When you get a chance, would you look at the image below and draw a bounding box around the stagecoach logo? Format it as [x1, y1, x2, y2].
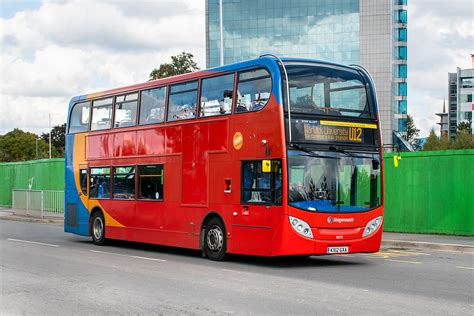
[233, 132, 243, 150]
[327, 216, 354, 224]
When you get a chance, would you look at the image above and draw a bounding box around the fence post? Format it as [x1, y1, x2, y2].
[12, 190, 15, 212]
[26, 190, 29, 217]
[41, 191, 44, 219]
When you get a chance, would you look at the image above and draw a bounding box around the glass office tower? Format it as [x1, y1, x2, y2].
[206, 0, 409, 150]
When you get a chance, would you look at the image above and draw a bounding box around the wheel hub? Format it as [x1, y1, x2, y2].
[93, 217, 103, 240]
[207, 225, 223, 252]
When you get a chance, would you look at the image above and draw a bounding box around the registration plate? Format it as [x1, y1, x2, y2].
[327, 246, 349, 254]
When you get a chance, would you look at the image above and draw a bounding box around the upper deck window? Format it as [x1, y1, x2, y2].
[91, 97, 113, 131]
[236, 69, 272, 113]
[167, 81, 198, 121]
[285, 63, 373, 119]
[200, 74, 234, 117]
[140, 86, 166, 125]
[69, 101, 91, 133]
[114, 93, 138, 128]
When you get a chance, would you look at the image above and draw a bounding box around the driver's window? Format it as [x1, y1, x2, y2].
[241, 160, 281, 205]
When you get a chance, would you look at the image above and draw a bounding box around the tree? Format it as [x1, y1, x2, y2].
[149, 52, 199, 80]
[422, 129, 440, 151]
[422, 124, 474, 151]
[0, 128, 56, 162]
[457, 120, 471, 134]
[41, 123, 66, 156]
[452, 120, 474, 149]
[406, 114, 420, 144]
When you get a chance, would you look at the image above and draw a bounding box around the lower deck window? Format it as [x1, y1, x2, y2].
[90, 167, 111, 199]
[80, 169, 88, 196]
[113, 166, 135, 199]
[138, 165, 164, 200]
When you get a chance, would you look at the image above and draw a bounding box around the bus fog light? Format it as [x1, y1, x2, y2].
[363, 216, 383, 237]
[289, 216, 313, 239]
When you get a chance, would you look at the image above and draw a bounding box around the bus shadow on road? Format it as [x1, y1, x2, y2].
[77, 238, 203, 259]
[228, 254, 368, 269]
[76, 238, 367, 268]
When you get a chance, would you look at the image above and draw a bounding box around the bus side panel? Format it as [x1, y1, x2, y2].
[64, 133, 90, 236]
[182, 123, 208, 206]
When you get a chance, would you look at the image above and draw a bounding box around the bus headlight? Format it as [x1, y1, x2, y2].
[363, 216, 383, 237]
[289, 216, 313, 238]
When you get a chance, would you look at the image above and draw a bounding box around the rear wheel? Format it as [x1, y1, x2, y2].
[91, 211, 106, 245]
[204, 218, 227, 261]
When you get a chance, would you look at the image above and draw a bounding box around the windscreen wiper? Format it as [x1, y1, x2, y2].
[288, 144, 321, 158]
[329, 146, 352, 156]
[328, 146, 372, 159]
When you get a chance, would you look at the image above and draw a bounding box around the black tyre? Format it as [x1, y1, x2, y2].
[91, 211, 107, 246]
[204, 218, 227, 261]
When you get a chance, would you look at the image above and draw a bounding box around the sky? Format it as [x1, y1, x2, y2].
[0, 0, 472, 137]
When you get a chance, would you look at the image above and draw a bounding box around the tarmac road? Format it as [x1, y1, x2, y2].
[0, 220, 472, 315]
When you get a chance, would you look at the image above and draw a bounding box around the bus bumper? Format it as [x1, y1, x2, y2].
[273, 209, 384, 256]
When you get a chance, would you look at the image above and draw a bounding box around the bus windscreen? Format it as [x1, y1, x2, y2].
[285, 63, 373, 119]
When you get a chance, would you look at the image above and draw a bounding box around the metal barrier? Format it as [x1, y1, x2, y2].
[12, 189, 64, 218]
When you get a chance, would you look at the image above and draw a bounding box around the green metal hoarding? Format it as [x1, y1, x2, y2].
[0, 158, 65, 207]
[383, 150, 473, 236]
[0, 150, 473, 236]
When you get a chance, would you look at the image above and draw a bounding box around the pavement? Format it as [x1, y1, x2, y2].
[0, 220, 472, 314]
[0, 208, 63, 224]
[1, 207, 473, 253]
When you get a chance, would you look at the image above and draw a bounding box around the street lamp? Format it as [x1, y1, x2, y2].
[35, 137, 40, 159]
[49, 113, 52, 159]
[219, 0, 224, 66]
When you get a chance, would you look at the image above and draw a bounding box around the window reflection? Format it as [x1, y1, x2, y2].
[200, 74, 234, 117]
[140, 87, 166, 125]
[236, 69, 272, 113]
[168, 81, 198, 121]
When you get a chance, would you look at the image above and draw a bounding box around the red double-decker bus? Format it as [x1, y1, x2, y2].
[65, 56, 383, 260]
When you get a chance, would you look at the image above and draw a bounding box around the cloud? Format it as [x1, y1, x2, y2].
[0, 0, 205, 134]
[408, 0, 473, 136]
[0, 0, 471, 139]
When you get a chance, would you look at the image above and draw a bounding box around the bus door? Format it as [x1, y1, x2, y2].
[232, 159, 282, 255]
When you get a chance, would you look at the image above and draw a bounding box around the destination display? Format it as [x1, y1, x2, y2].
[290, 119, 378, 146]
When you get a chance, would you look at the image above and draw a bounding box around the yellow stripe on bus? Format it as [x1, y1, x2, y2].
[320, 120, 378, 129]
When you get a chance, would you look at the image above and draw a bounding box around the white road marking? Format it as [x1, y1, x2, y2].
[90, 250, 166, 262]
[386, 259, 421, 264]
[7, 238, 59, 247]
[221, 268, 254, 276]
[455, 266, 474, 270]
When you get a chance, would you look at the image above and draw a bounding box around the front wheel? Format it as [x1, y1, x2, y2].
[91, 211, 107, 246]
[204, 218, 227, 261]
